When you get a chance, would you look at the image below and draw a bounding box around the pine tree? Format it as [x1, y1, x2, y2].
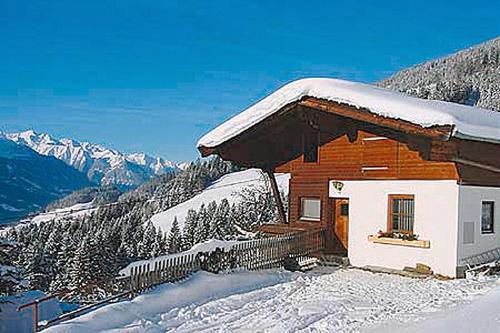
[194, 204, 210, 244]
[0, 239, 26, 296]
[20, 242, 48, 291]
[167, 217, 182, 253]
[209, 199, 232, 240]
[68, 235, 101, 290]
[138, 221, 156, 259]
[182, 209, 198, 249]
[44, 225, 63, 285]
[50, 231, 76, 292]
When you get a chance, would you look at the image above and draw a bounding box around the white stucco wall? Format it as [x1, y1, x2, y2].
[457, 185, 500, 263]
[329, 180, 460, 277]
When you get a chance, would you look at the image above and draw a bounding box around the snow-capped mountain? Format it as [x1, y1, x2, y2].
[3, 130, 179, 189]
[126, 153, 178, 175]
[0, 137, 92, 224]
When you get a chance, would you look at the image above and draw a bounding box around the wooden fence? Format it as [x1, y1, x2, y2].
[128, 252, 200, 295]
[128, 227, 326, 294]
[19, 228, 326, 331]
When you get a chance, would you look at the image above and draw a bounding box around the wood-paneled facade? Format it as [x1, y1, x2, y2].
[275, 128, 462, 230]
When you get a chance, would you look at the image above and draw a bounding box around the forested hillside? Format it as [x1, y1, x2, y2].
[1, 158, 270, 300]
[379, 37, 500, 111]
[45, 186, 122, 211]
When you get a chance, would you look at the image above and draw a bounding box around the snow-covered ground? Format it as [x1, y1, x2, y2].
[43, 268, 499, 333]
[151, 169, 290, 233]
[23, 202, 96, 225]
[368, 284, 500, 333]
[0, 202, 96, 236]
[1, 202, 96, 231]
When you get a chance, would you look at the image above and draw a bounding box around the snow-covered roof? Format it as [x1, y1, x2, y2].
[198, 78, 500, 148]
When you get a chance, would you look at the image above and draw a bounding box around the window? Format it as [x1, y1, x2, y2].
[300, 198, 321, 221]
[388, 195, 415, 234]
[481, 201, 495, 234]
[340, 203, 349, 216]
[303, 131, 319, 163]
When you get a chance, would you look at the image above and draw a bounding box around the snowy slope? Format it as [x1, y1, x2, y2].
[22, 202, 97, 225]
[43, 269, 500, 333]
[0, 202, 97, 236]
[42, 271, 293, 333]
[4, 130, 179, 189]
[150, 169, 290, 233]
[198, 78, 500, 148]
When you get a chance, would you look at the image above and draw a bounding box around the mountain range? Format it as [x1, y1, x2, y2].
[2, 130, 179, 189]
[0, 137, 92, 224]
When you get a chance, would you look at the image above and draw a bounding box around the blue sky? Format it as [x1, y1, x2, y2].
[0, 1, 499, 162]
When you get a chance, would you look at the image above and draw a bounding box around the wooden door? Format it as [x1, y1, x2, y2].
[334, 198, 349, 250]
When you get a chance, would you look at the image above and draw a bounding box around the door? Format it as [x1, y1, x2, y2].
[334, 198, 349, 250]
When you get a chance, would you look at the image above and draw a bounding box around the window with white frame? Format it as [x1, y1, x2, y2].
[300, 198, 321, 221]
[481, 201, 494, 234]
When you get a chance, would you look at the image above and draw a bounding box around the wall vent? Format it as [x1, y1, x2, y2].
[463, 222, 475, 244]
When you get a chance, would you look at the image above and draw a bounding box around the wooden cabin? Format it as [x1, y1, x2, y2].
[198, 78, 500, 277]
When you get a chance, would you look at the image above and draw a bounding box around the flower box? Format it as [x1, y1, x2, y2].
[367, 235, 430, 248]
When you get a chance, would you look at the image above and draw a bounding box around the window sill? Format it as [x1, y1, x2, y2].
[299, 218, 321, 222]
[368, 235, 430, 248]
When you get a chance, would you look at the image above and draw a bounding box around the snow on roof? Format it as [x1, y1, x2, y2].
[198, 78, 500, 148]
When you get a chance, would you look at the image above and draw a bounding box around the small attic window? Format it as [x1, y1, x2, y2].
[303, 131, 319, 163]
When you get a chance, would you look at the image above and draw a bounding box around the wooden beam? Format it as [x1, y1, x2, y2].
[300, 97, 453, 141]
[264, 169, 288, 224]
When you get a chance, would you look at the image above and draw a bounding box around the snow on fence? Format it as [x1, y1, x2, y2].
[128, 253, 200, 295]
[127, 228, 326, 294]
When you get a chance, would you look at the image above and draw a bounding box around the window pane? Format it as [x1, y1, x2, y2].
[340, 203, 349, 216]
[393, 199, 400, 214]
[389, 196, 414, 233]
[481, 202, 494, 233]
[301, 198, 321, 220]
[392, 215, 400, 231]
